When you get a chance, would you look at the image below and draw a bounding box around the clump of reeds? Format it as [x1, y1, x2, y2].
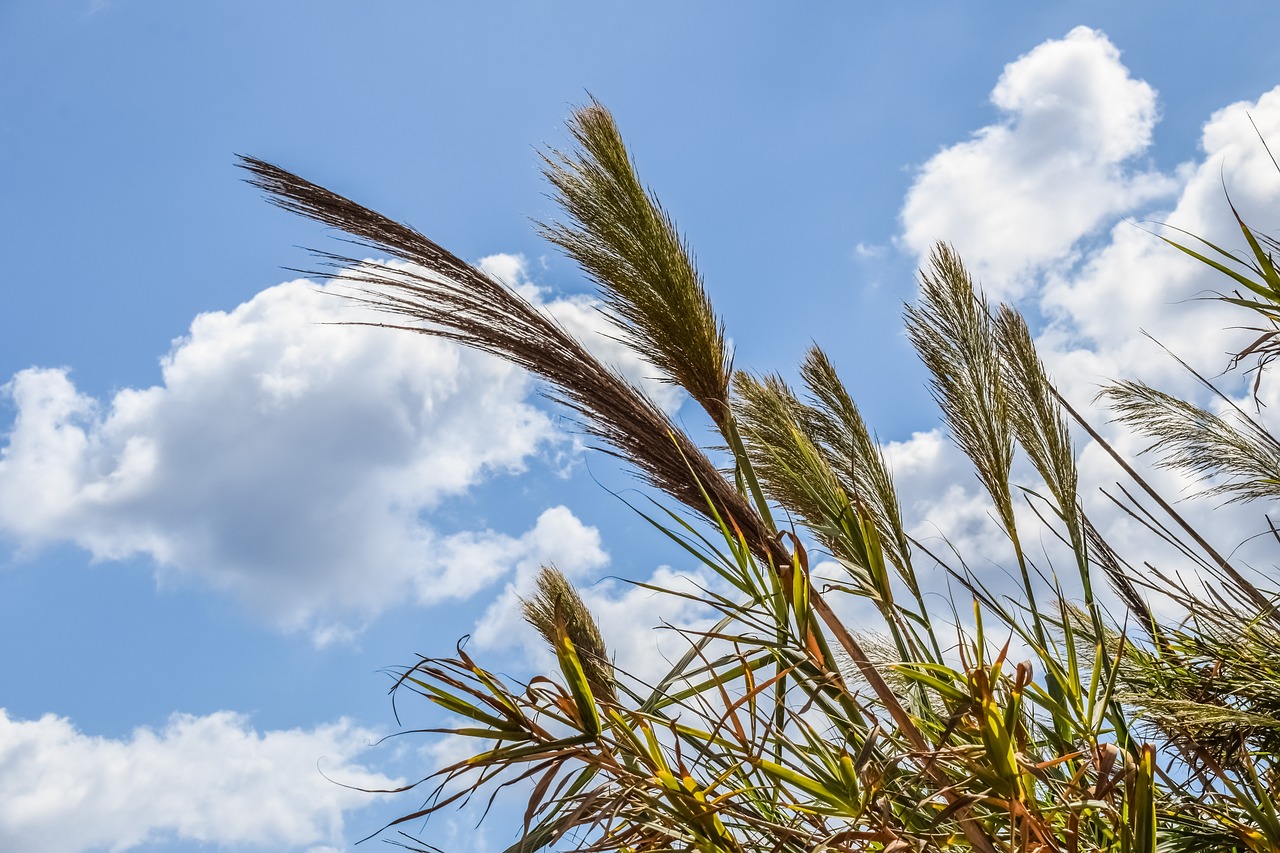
[247, 103, 1280, 853]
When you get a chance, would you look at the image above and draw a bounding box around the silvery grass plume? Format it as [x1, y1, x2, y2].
[538, 99, 732, 435]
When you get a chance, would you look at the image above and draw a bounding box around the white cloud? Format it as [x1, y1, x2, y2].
[1040, 86, 1280, 392]
[0, 708, 398, 853]
[0, 279, 553, 634]
[1031, 87, 1280, 572]
[901, 26, 1177, 298]
[454, 496, 728, 687]
[0, 263, 639, 639]
[894, 32, 1280, 609]
[878, 428, 1066, 606]
[435, 504, 609, 625]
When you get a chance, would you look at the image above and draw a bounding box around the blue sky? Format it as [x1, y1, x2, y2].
[2, 3, 1279, 851]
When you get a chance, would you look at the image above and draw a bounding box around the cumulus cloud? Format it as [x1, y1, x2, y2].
[881, 429, 1011, 563]
[901, 26, 1177, 298]
[0, 278, 554, 636]
[1034, 86, 1280, 527]
[0, 708, 397, 853]
[894, 31, 1280, 605]
[0, 255, 674, 639]
[439, 504, 609, 633]
[1040, 86, 1280, 394]
[1032, 87, 1280, 570]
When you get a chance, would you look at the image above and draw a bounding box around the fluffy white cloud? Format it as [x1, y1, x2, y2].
[0, 256, 670, 640]
[1041, 86, 1280, 395]
[438, 504, 609, 628]
[901, 26, 1177, 298]
[1032, 87, 1280, 577]
[0, 708, 398, 853]
[0, 279, 554, 636]
[895, 32, 1280, 607]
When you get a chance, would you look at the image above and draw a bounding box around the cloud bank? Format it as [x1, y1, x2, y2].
[0, 277, 553, 636]
[894, 27, 1280, 593]
[902, 26, 1177, 299]
[0, 709, 397, 853]
[0, 254, 676, 640]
